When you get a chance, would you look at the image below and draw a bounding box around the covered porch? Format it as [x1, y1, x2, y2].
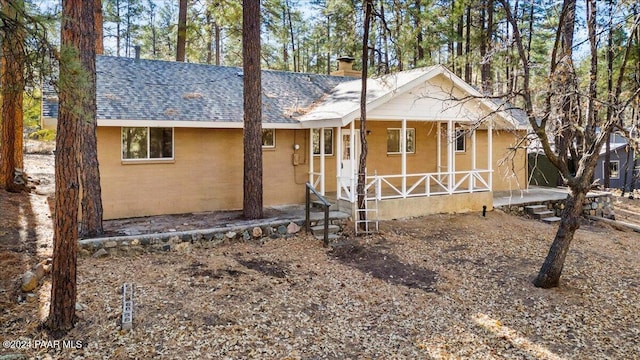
[308, 117, 496, 220]
[297, 64, 527, 220]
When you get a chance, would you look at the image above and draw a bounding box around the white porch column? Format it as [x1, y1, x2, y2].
[320, 128, 326, 194]
[471, 126, 477, 192]
[350, 120, 356, 202]
[401, 118, 407, 197]
[488, 121, 493, 190]
[309, 128, 314, 185]
[471, 127, 477, 169]
[336, 126, 342, 199]
[447, 120, 455, 193]
[437, 122, 442, 174]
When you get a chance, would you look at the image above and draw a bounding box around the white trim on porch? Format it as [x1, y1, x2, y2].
[332, 119, 494, 203]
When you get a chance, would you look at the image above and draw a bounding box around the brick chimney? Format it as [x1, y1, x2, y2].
[330, 56, 360, 77]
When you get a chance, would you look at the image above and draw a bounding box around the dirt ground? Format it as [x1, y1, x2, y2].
[1, 150, 640, 359]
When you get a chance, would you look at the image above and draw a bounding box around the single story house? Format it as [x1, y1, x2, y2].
[42, 55, 529, 220]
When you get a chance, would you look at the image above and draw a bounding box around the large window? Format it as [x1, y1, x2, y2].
[122, 127, 173, 160]
[262, 129, 275, 148]
[313, 128, 333, 155]
[387, 128, 415, 154]
[608, 160, 620, 179]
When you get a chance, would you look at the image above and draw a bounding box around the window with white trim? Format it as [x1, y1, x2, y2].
[313, 128, 333, 155]
[121, 127, 173, 160]
[262, 129, 275, 148]
[386, 128, 415, 154]
[455, 128, 466, 152]
[608, 160, 620, 179]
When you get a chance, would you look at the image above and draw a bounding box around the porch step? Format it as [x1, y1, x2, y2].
[310, 224, 340, 236]
[541, 216, 562, 224]
[533, 210, 555, 219]
[312, 200, 336, 210]
[309, 211, 351, 223]
[525, 205, 548, 215]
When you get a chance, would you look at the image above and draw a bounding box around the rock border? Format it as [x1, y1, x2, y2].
[78, 213, 350, 257]
[496, 192, 615, 220]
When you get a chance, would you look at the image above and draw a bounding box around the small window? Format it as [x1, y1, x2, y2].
[122, 127, 173, 160]
[608, 160, 620, 179]
[387, 128, 415, 154]
[455, 128, 466, 152]
[313, 128, 333, 156]
[262, 129, 275, 148]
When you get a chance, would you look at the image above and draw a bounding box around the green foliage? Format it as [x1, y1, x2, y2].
[23, 90, 41, 129]
[28, 128, 56, 142]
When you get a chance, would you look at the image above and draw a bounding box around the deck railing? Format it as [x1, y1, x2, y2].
[338, 170, 492, 202]
[305, 182, 331, 247]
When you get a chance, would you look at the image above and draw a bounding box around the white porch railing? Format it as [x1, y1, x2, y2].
[339, 170, 492, 202]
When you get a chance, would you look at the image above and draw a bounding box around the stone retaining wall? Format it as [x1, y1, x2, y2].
[79, 217, 347, 257]
[498, 192, 615, 219]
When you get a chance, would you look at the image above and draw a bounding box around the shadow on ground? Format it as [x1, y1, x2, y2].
[329, 240, 437, 292]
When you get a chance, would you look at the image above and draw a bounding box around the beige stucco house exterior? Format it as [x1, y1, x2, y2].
[42, 56, 528, 220]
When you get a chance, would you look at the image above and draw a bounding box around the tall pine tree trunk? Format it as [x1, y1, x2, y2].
[206, 7, 213, 64]
[176, 0, 187, 62]
[481, 0, 494, 94]
[80, 2, 103, 238]
[464, 5, 471, 83]
[242, 0, 263, 219]
[95, 0, 103, 55]
[0, 0, 25, 193]
[215, 22, 221, 65]
[48, 0, 95, 333]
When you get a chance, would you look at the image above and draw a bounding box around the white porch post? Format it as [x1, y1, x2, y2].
[320, 128, 326, 194]
[336, 126, 342, 199]
[471, 126, 477, 192]
[437, 122, 442, 182]
[309, 129, 314, 185]
[350, 120, 356, 202]
[447, 120, 454, 194]
[401, 118, 407, 198]
[471, 127, 477, 169]
[488, 121, 493, 190]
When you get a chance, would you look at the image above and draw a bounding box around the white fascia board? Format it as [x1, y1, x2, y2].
[298, 118, 344, 129]
[362, 115, 476, 122]
[97, 119, 305, 129]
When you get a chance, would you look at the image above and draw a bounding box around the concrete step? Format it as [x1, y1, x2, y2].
[525, 204, 548, 215]
[541, 216, 562, 224]
[310, 224, 340, 236]
[314, 233, 340, 242]
[312, 200, 335, 210]
[533, 210, 555, 219]
[309, 210, 351, 223]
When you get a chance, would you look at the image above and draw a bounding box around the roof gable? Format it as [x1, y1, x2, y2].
[298, 65, 527, 129]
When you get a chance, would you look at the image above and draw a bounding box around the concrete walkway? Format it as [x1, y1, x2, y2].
[493, 186, 609, 208]
[493, 186, 570, 208]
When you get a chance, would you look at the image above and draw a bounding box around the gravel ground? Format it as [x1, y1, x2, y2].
[2, 211, 639, 359]
[1, 151, 640, 359]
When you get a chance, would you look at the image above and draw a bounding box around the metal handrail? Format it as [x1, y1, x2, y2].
[305, 182, 331, 247]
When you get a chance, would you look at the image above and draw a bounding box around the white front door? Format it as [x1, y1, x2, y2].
[339, 130, 360, 201]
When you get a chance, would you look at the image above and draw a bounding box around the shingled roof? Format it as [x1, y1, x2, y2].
[42, 56, 529, 130]
[42, 55, 353, 128]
